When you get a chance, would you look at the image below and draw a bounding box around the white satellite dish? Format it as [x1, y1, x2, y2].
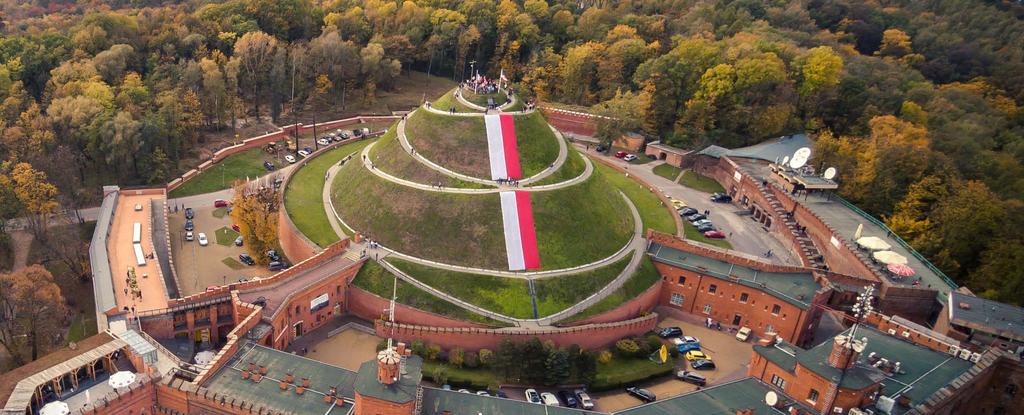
[789, 147, 811, 169]
[765, 391, 779, 406]
[823, 167, 837, 180]
[781, 155, 790, 167]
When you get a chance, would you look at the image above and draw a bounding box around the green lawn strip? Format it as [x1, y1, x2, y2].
[532, 254, 632, 317]
[504, 97, 525, 112]
[422, 362, 500, 389]
[283, 138, 378, 246]
[683, 222, 733, 249]
[67, 312, 97, 343]
[678, 170, 726, 193]
[221, 257, 245, 270]
[169, 147, 273, 198]
[561, 256, 661, 323]
[592, 160, 677, 235]
[431, 89, 477, 113]
[353, 261, 509, 326]
[214, 227, 239, 246]
[462, 90, 508, 107]
[333, 161, 507, 268]
[652, 163, 682, 181]
[591, 356, 676, 391]
[513, 111, 561, 177]
[405, 110, 491, 178]
[531, 146, 586, 186]
[389, 258, 533, 319]
[370, 126, 490, 189]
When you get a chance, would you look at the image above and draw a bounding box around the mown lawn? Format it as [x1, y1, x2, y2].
[683, 222, 733, 249]
[562, 256, 661, 323]
[652, 163, 682, 181]
[353, 261, 508, 326]
[462, 90, 508, 107]
[533, 254, 632, 317]
[592, 160, 677, 235]
[679, 170, 726, 193]
[422, 361, 501, 389]
[430, 89, 477, 113]
[283, 138, 378, 246]
[169, 147, 274, 198]
[532, 145, 586, 186]
[514, 111, 562, 177]
[369, 127, 489, 189]
[591, 355, 676, 391]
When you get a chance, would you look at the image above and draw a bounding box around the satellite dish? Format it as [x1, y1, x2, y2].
[781, 155, 790, 167]
[765, 391, 779, 406]
[790, 147, 811, 169]
[823, 167, 837, 180]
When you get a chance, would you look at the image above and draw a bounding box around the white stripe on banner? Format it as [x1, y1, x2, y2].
[484, 114, 506, 180]
[499, 191, 526, 271]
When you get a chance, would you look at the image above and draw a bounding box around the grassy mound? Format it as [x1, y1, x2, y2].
[561, 256, 661, 323]
[405, 110, 559, 179]
[593, 160, 677, 235]
[331, 161, 632, 269]
[430, 89, 477, 113]
[353, 261, 509, 326]
[368, 127, 490, 189]
[462, 90, 508, 107]
[390, 254, 632, 319]
[532, 146, 586, 186]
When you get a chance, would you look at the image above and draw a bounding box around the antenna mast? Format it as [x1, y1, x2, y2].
[387, 274, 398, 350]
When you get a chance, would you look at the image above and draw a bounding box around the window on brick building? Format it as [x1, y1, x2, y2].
[708, 284, 717, 294]
[807, 389, 819, 403]
[296, 305, 301, 315]
[670, 293, 684, 306]
[766, 324, 774, 334]
[739, 293, 749, 303]
[703, 304, 712, 314]
[678, 276, 686, 285]
[771, 304, 781, 315]
[770, 374, 786, 389]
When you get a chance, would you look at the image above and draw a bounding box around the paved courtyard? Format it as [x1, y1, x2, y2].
[169, 204, 272, 296]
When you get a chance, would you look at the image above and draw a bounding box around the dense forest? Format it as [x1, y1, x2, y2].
[0, 0, 1022, 305]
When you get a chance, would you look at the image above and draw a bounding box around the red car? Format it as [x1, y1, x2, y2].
[214, 199, 228, 208]
[614, 151, 627, 158]
[232, 224, 240, 232]
[704, 230, 726, 239]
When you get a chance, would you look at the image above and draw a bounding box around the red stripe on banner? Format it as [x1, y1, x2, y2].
[515, 191, 541, 269]
[500, 114, 522, 179]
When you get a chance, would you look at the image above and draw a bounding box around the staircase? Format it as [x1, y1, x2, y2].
[743, 168, 823, 268]
[414, 386, 424, 415]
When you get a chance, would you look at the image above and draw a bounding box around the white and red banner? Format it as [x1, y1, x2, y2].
[484, 114, 523, 180]
[499, 191, 540, 271]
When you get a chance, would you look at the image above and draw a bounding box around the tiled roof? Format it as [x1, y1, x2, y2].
[948, 291, 1024, 342]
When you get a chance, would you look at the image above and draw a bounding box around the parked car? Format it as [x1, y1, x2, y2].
[595, 144, 608, 153]
[496, 390, 508, 398]
[736, 327, 752, 342]
[268, 261, 290, 271]
[214, 199, 229, 208]
[670, 199, 687, 209]
[658, 327, 683, 338]
[184, 220, 194, 231]
[232, 224, 240, 232]
[458, 389, 471, 394]
[686, 213, 706, 222]
[340, 131, 351, 139]
[525, 389, 541, 404]
[540, 392, 560, 406]
[298, 149, 311, 157]
[353, 128, 363, 137]
[692, 218, 712, 226]
[234, 236, 244, 246]
[557, 390, 579, 407]
[185, 231, 194, 241]
[676, 371, 707, 386]
[197, 233, 208, 246]
[574, 390, 595, 410]
[684, 350, 710, 361]
[704, 230, 726, 239]
[626, 387, 656, 403]
[674, 341, 701, 353]
[206, 285, 218, 292]
[697, 223, 716, 232]
[284, 154, 296, 163]
[184, 208, 194, 219]
[238, 253, 255, 266]
[475, 391, 490, 396]
[710, 193, 733, 203]
[691, 359, 717, 370]
[238, 278, 250, 283]
[679, 207, 699, 216]
[614, 151, 627, 158]
[267, 249, 281, 262]
[303, 146, 313, 153]
[317, 138, 331, 146]
[623, 154, 638, 162]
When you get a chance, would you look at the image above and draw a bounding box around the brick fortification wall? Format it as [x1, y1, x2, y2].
[563, 279, 663, 326]
[538, 106, 600, 137]
[347, 285, 493, 328]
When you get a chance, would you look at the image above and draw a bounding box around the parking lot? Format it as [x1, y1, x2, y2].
[169, 203, 273, 296]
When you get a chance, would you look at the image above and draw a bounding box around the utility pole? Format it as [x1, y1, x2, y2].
[291, 54, 299, 158]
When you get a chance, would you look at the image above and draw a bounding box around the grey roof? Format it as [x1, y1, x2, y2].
[615, 377, 816, 415]
[648, 243, 821, 309]
[354, 354, 423, 404]
[421, 388, 603, 415]
[89, 188, 119, 325]
[948, 291, 1024, 342]
[697, 134, 811, 163]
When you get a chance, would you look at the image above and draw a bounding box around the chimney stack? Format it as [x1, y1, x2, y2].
[828, 335, 867, 369]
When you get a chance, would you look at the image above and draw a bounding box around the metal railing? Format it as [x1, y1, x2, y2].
[830, 195, 957, 289]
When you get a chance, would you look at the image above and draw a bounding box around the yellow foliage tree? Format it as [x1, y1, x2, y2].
[230, 186, 280, 265]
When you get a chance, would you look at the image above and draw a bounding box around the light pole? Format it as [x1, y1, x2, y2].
[826, 285, 875, 413]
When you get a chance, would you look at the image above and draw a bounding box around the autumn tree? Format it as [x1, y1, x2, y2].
[10, 162, 58, 239]
[233, 31, 279, 119]
[230, 185, 280, 265]
[0, 265, 68, 364]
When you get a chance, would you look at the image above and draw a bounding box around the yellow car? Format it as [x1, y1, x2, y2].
[684, 350, 710, 361]
[671, 198, 687, 209]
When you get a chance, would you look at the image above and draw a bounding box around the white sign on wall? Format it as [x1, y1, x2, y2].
[733, 171, 742, 182]
[830, 235, 840, 249]
[310, 293, 329, 311]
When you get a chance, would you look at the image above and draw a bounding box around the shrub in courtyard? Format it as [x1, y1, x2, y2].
[615, 339, 640, 357]
[411, 340, 426, 357]
[478, 348, 494, 367]
[464, 351, 480, 368]
[448, 348, 465, 368]
[597, 350, 613, 364]
[427, 344, 442, 361]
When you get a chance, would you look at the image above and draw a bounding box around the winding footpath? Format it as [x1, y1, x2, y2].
[451, 87, 520, 112]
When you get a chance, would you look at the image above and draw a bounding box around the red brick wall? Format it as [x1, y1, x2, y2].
[354, 393, 416, 415]
[563, 280, 663, 326]
[79, 374, 159, 414]
[538, 106, 600, 137]
[749, 348, 880, 414]
[268, 269, 353, 349]
[347, 285, 492, 328]
[375, 314, 658, 351]
[278, 207, 319, 263]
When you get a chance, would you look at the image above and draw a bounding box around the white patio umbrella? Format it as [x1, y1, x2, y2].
[194, 350, 216, 366]
[108, 371, 136, 389]
[39, 401, 69, 415]
[873, 250, 908, 265]
[857, 236, 892, 251]
[854, 223, 864, 240]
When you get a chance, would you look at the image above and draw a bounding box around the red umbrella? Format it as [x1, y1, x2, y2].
[887, 263, 915, 277]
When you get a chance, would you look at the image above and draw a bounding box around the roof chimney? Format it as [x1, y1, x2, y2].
[828, 335, 867, 370]
[377, 347, 402, 385]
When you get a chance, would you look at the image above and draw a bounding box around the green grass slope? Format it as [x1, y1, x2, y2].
[431, 89, 477, 113]
[592, 160, 677, 235]
[562, 255, 662, 323]
[170, 147, 273, 198]
[369, 127, 489, 189]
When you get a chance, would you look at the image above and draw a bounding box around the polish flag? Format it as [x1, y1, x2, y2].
[500, 191, 541, 270]
[484, 114, 522, 180]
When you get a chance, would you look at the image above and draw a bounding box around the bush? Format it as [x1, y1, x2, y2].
[464, 351, 480, 368]
[376, 339, 389, 352]
[448, 348, 465, 368]
[645, 335, 663, 352]
[615, 339, 640, 357]
[427, 345, 442, 361]
[478, 349, 494, 367]
[597, 350, 613, 364]
[411, 340, 426, 357]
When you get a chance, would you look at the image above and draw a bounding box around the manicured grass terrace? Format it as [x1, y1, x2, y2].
[169, 147, 276, 198]
[679, 170, 726, 194]
[592, 160, 677, 235]
[560, 256, 661, 323]
[652, 163, 682, 181]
